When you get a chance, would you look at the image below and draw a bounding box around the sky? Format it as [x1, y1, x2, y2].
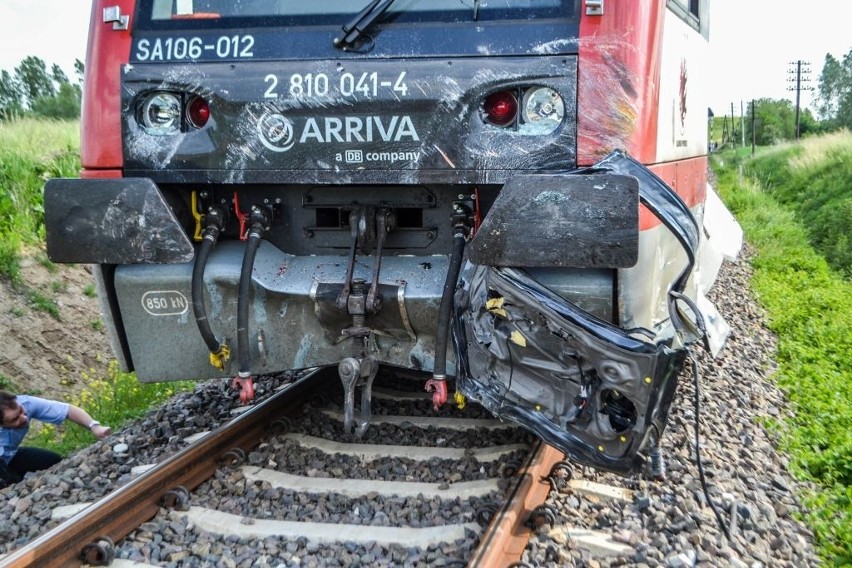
[0, 0, 849, 118]
[707, 1, 850, 117]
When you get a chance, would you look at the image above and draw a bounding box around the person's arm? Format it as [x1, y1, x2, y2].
[65, 405, 112, 440]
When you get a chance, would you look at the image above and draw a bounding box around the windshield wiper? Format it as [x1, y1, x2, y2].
[333, 0, 397, 50]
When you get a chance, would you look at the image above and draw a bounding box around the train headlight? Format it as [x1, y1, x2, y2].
[521, 87, 564, 134]
[140, 92, 182, 135]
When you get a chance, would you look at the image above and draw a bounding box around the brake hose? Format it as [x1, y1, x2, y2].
[191, 208, 229, 370]
[237, 220, 265, 378]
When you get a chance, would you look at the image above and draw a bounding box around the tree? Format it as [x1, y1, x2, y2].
[816, 49, 852, 130]
[746, 98, 797, 145]
[798, 108, 821, 137]
[14, 56, 55, 106]
[74, 59, 85, 85]
[27, 62, 82, 120]
[51, 64, 69, 86]
[0, 56, 84, 121]
[0, 70, 24, 120]
[31, 82, 81, 120]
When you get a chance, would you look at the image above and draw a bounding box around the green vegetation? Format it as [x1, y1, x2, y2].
[0, 117, 79, 282]
[0, 117, 195, 457]
[744, 131, 852, 278]
[712, 138, 852, 565]
[30, 361, 194, 457]
[50, 280, 68, 294]
[1, 56, 82, 121]
[0, 374, 18, 391]
[0, 118, 79, 321]
[710, 48, 852, 149]
[38, 253, 59, 273]
[26, 290, 60, 320]
[817, 51, 852, 132]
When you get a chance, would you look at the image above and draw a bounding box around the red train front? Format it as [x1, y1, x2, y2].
[44, 0, 740, 475]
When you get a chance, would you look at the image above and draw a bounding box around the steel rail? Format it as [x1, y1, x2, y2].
[467, 441, 564, 568]
[1, 369, 331, 568]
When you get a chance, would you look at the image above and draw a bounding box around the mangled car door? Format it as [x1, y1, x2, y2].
[455, 150, 704, 476]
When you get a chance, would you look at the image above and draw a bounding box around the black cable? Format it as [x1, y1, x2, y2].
[688, 347, 731, 540]
[237, 224, 264, 375]
[192, 227, 222, 353]
[668, 290, 731, 539]
[669, 290, 711, 352]
[433, 231, 466, 380]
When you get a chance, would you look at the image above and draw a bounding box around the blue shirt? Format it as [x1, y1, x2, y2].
[0, 395, 69, 463]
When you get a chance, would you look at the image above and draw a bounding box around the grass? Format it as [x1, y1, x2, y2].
[743, 130, 852, 278]
[0, 117, 80, 318]
[0, 373, 18, 391]
[711, 140, 852, 565]
[0, 117, 79, 282]
[26, 290, 61, 320]
[38, 254, 59, 273]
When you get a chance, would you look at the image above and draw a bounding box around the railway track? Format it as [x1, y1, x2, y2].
[0, 367, 638, 567]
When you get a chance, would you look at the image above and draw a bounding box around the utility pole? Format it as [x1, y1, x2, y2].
[787, 60, 813, 139]
[751, 99, 756, 155]
[730, 102, 736, 144]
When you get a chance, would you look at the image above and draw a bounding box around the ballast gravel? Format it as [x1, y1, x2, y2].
[0, 246, 820, 567]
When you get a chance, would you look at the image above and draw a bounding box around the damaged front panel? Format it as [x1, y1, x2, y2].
[44, 178, 194, 265]
[468, 173, 639, 268]
[456, 152, 704, 475]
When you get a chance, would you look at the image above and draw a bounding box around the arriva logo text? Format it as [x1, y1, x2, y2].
[257, 112, 419, 153]
[301, 115, 419, 144]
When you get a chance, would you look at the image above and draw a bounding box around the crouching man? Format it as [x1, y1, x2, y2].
[1, 390, 111, 487]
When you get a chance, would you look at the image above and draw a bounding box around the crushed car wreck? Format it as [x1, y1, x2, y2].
[456, 151, 721, 475]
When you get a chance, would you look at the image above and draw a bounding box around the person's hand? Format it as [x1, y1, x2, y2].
[91, 424, 112, 440]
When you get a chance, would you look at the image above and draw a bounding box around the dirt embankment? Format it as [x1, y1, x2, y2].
[0, 253, 113, 401]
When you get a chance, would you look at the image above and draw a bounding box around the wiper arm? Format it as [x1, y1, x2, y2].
[334, 0, 397, 50]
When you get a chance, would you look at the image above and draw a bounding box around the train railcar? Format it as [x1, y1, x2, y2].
[44, 0, 741, 476]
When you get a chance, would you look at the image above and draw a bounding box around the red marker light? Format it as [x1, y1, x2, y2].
[187, 96, 210, 128]
[483, 90, 518, 127]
